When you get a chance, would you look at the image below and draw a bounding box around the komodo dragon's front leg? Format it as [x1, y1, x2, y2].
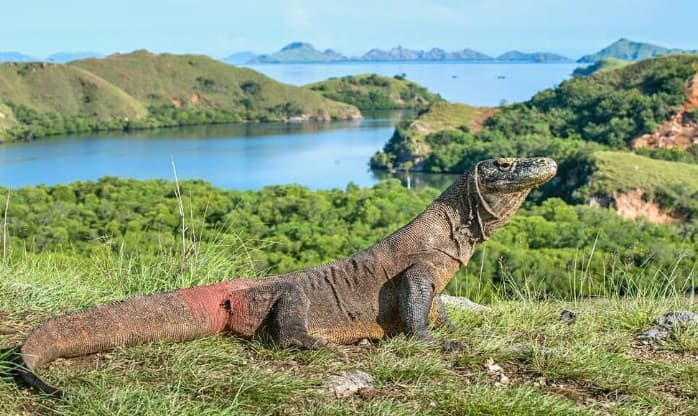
[399, 264, 466, 351]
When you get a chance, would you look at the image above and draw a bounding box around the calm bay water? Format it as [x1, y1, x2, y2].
[0, 62, 579, 189]
[0, 117, 404, 190]
[246, 62, 579, 106]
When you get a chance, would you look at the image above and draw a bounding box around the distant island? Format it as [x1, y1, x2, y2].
[225, 42, 573, 64]
[577, 38, 698, 63]
[4, 39, 696, 67]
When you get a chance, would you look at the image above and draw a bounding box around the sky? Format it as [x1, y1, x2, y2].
[1, 0, 696, 59]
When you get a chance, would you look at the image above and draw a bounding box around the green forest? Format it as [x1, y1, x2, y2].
[1, 177, 695, 302]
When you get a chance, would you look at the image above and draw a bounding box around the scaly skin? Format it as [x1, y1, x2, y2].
[20, 157, 557, 395]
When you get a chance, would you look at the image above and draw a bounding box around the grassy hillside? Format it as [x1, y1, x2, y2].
[0, 51, 360, 142]
[307, 73, 442, 110]
[0, 101, 16, 136]
[370, 102, 497, 169]
[1, 235, 696, 414]
[0, 62, 147, 120]
[590, 151, 698, 196]
[72, 51, 357, 119]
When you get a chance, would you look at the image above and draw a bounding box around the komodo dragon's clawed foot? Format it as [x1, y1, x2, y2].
[441, 339, 468, 353]
[282, 334, 350, 363]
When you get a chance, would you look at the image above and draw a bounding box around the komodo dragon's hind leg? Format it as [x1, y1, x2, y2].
[268, 282, 348, 361]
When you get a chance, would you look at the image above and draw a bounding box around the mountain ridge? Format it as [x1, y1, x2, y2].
[244, 42, 570, 64]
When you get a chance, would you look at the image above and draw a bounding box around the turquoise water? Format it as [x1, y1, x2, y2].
[0, 62, 579, 189]
[246, 62, 579, 106]
[0, 117, 405, 190]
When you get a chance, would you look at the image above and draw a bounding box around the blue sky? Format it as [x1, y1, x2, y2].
[2, 0, 696, 59]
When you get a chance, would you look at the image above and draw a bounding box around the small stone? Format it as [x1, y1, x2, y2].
[560, 310, 576, 324]
[325, 369, 374, 398]
[485, 358, 503, 375]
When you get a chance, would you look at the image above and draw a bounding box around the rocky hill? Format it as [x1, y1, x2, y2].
[248, 42, 347, 63]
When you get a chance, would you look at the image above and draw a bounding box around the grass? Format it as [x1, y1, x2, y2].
[0, 62, 147, 121]
[406, 102, 494, 140]
[1, 247, 696, 415]
[591, 151, 698, 196]
[371, 102, 498, 169]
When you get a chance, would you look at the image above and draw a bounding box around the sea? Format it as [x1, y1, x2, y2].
[0, 62, 579, 190]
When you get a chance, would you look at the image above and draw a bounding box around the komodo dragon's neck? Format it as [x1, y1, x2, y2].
[364, 171, 494, 275]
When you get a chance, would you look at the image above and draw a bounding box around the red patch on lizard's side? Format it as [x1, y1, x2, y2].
[177, 280, 250, 333]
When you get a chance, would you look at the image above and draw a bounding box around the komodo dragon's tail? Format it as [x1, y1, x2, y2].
[19, 281, 237, 396]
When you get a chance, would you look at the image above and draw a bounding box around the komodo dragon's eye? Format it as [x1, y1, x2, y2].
[495, 158, 515, 172]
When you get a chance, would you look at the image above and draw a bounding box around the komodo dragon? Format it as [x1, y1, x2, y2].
[19, 157, 557, 395]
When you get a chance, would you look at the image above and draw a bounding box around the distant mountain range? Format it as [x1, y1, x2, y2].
[0, 51, 38, 62]
[227, 39, 697, 65]
[2, 39, 696, 67]
[228, 42, 573, 64]
[46, 52, 104, 63]
[0, 51, 103, 64]
[577, 38, 698, 63]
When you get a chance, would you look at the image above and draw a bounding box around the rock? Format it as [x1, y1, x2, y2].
[325, 369, 374, 398]
[440, 295, 491, 312]
[638, 326, 670, 342]
[560, 310, 576, 324]
[638, 311, 697, 343]
[655, 311, 698, 329]
[355, 338, 371, 347]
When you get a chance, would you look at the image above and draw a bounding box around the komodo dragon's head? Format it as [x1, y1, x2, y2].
[467, 157, 557, 239]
